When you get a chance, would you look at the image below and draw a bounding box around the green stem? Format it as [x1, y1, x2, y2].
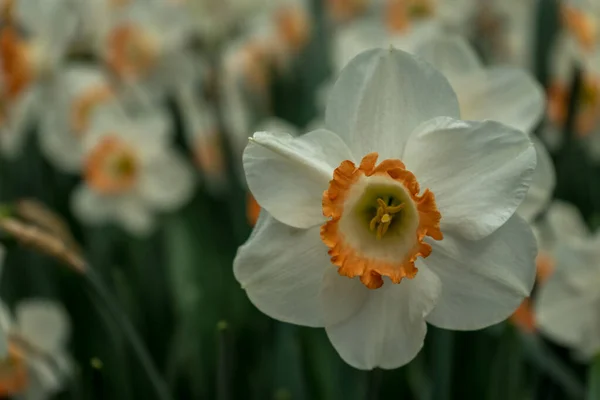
[85, 267, 173, 400]
[587, 354, 600, 400]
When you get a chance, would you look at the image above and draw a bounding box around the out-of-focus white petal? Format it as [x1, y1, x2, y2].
[536, 267, 600, 358]
[425, 215, 537, 330]
[115, 197, 156, 236]
[322, 267, 441, 369]
[70, 185, 116, 225]
[546, 200, 590, 242]
[16, 300, 70, 355]
[414, 34, 482, 77]
[517, 136, 556, 222]
[138, 149, 196, 212]
[325, 48, 460, 160]
[243, 129, 353, 229]
[403, 117, 536, 240]
[454, 67, 545, 134]
[234, 213, 329, 327]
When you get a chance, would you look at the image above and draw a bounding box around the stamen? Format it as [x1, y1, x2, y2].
[370, 197, 405, 239]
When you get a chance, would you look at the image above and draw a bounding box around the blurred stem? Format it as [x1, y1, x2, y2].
[85, 267, 173, 400]
[586, 354, 600, 400]
[430, 328, 454, 400]
[366, 369, 383, 400]
[217, 320, 232, 400]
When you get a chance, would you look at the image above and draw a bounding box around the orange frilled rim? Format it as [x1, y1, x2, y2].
[562, 4, 597, 52]
[320, 152, 443, 290]
[0, 344, 28, 396]
[327, 0, 368, 23]
[84, 135, 138, 195]
[0, 25, 32, 101]
[547, 77, 600, 137]
[71, 85, 114, 136]
[275, 5, 311, 53]
[510, 252, 556, 333]
[385, 0, 435, 33]
[246, 193, 261, 227]
[106, 25, 156, 81]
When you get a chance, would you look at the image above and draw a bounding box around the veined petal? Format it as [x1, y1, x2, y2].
[414, 34, 483, 78]
[517, 136, 556, 222]
[425, 215, 537, 330]
[454, 67, 545, 134]
[243, 129, 354, 229]
[234, 213, 329, 327]
[535, 268, 600, 357]
[322, 267, 441, 369]
[403, 117, 536, 240]
[16, 300, 70, 354]
[325, 48, 459, 160]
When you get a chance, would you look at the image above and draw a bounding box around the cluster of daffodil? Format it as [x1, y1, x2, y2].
[0, 0, 600, 397]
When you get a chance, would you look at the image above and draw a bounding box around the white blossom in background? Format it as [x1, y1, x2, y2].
[98, 0, 197, 105]
[71, 107, 196, 236]
[0, 0, 76, 157]
[235, 48, 537, 369]
[178, 86, 227, 195]
[535, 200, 600, 360]
[558, 0, 600, 73]
[38, 65, 117, 173]
[0, 299, 71, 400]
[414, 34, 554, 222]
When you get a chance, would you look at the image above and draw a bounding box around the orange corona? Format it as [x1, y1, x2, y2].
[321, 153, 442, 289]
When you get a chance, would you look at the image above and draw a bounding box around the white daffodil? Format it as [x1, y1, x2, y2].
[0, 0, 76, 157]
[99, 0, 195, 104]
[558, 0, 600, 73]
[413, 34, 554, 222]
[0, 299, 71, 400]
[535, 201, 600, 359]
[71, 107, 195, 236]
[234, 48, 537, 369]
[178, 86, 226, 195]
[39, 65, 117, 173]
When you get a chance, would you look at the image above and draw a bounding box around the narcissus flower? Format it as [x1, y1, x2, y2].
[39, 65, 116, 173]
[71, 108, 195, 235]
[414, 34, 554, 222]
[235, 48, 537, 369]
[0, 299, 71, 399]
[535, 201, 600, 358]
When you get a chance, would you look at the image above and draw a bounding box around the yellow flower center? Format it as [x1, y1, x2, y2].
[321, 153, 443, 289]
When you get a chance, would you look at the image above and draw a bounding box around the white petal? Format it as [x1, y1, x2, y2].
[414, 34, 482, 78]
[322, 267, 441, 370]
[424, 215, 537, 330]
[138, 149, 196, 212]
[546, 200, 590, 242]
[234, 213, 329, 327]
[403, 117, 536, 240]
[70, 184, 116, 225]
[243, 129, 353, 229]
[16, 300, 70, 354]
[325, 48, 460, 159]
[535, 269, 600, 357]
[517, 136, 556, 222]
[454, 67, 545, 134]
[115, 196, 156, 236]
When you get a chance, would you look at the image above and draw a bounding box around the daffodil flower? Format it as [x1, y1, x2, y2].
[0, 299, 71, 399]
[0, 0, 76, 157]
[533, 201, 600, 358]
[39, 65, 116, 173]
[71, 107, 195, 236]
[234, 48, 537, 369]
[414, 34, 555, 222]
